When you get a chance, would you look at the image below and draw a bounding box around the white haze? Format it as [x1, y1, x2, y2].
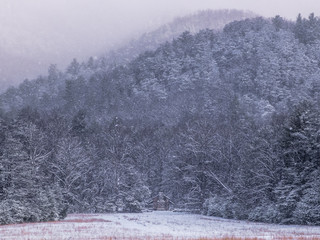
[1, 0, 320, 89]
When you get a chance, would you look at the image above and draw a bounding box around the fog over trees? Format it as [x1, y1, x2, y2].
[1, 0, 318, 90]
[1, 10, 320, 226]
[0, 4, 255, 91]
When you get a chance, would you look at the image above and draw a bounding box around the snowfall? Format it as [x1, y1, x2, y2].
[1, 211, 320, 239]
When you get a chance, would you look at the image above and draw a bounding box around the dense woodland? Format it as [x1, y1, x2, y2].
[1, 13, 320, 225]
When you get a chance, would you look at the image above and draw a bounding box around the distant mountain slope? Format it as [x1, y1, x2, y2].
[0, 9, 256, 91]
[106, 9, 257, 64]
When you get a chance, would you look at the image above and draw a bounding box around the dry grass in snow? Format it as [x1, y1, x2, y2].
[1, 212, 320, 239]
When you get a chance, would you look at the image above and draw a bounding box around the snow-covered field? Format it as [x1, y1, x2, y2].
[1, 211, 320, 240]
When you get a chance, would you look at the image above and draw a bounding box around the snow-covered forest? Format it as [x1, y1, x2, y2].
[1, 11, 320, 226]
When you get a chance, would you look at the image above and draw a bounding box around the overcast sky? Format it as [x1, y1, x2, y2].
[1, 0, 320, 88]
[2, 0, 320, 46]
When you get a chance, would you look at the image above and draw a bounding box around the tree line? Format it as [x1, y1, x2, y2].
[1, 13, 320, 225]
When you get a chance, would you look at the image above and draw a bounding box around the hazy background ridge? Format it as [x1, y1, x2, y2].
[1, 0, 319, 90]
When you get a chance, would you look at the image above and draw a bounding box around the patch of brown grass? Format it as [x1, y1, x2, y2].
[271, 237, 320, 240]
[91, 237, 320, 240]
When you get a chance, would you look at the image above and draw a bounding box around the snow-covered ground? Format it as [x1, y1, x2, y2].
[1, 211, 320, 239]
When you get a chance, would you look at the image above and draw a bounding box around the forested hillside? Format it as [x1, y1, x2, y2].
[1, 13, 320, 225]
[105, 9, 257, 64]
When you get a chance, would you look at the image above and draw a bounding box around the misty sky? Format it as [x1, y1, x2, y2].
[1, 0, 320, 88]
[3, 0, 320, 34]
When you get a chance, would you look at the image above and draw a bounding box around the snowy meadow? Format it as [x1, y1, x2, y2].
[1, 212, 320, 240]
